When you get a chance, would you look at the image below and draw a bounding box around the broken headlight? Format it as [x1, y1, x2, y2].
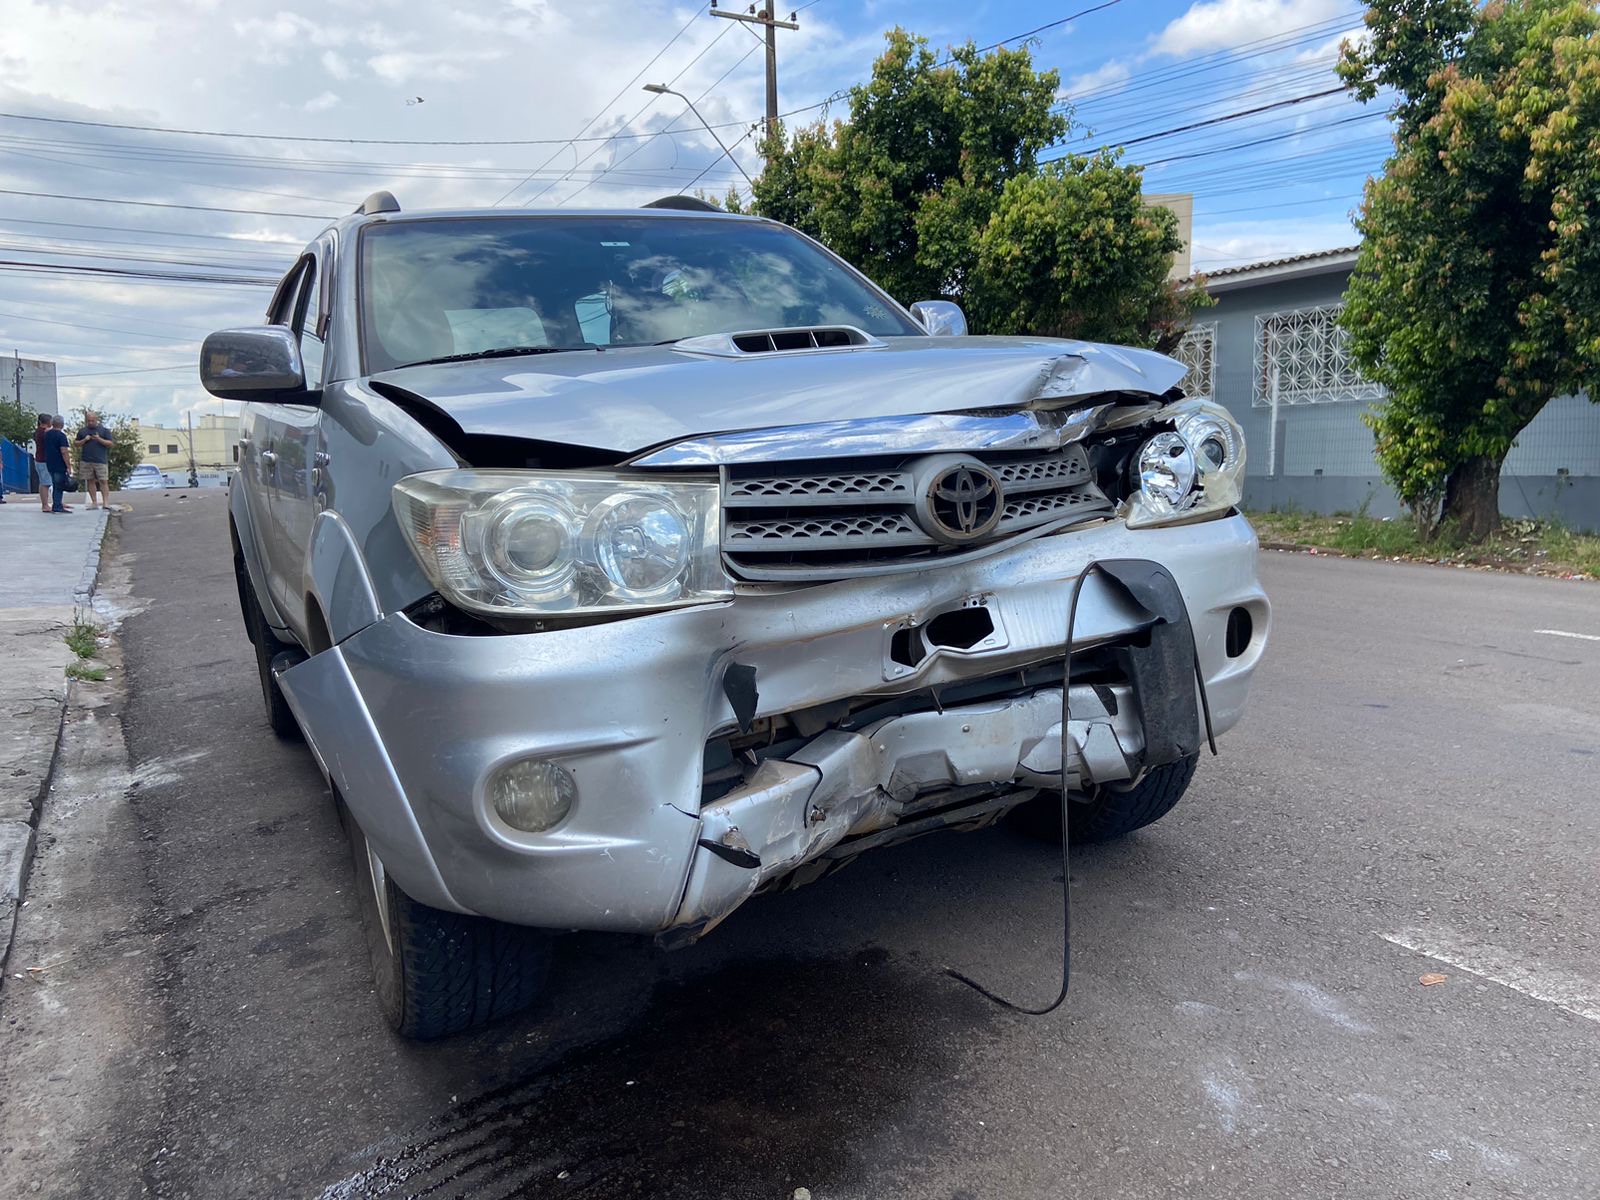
[392, 470, 731, 616]
[1124, 399, 1246, 528]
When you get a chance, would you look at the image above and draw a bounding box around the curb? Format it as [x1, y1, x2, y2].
[0, 509, 113, 981]
[74, 507, 111, 609]
[1259, 540, 1357, 558]
[0, 701, 67, 978]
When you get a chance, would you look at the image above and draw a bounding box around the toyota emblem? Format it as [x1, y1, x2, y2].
[913, 457, 1004, 544]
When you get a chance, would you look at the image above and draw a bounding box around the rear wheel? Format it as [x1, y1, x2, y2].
[341, 796, 553, 1040]
[1012, 754, 1199, 844]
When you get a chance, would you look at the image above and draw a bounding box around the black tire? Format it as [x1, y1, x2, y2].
[242, 585, 304, 742]
[344, 798, 552, 1040]
[1011, 754, 1199, 844]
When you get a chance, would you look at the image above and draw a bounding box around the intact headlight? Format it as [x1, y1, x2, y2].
[392, 470, 731, 616]
[1125, 399, 1246, 529]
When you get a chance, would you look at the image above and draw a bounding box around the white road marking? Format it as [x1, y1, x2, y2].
[1534, 628, 1600, 642]
[1376, 927, 1600, 1024]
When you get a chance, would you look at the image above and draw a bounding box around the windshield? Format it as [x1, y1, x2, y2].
[358, 215, 922, 372]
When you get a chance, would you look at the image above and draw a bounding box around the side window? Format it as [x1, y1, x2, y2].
[294, 260, 326, 389]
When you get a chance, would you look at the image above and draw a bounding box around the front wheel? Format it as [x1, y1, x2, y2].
[241, 583, 303, 742]
[342, 797, 552, 1040]
[1011, 754, 1199, 844]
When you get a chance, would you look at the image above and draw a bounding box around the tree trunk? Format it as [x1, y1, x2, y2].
[1441, 452, 1505, 542]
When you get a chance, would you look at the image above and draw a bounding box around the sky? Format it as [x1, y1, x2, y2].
[0, 0, 1387, 431]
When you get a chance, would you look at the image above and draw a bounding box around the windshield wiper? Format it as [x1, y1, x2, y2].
[403, 345, 598, 368]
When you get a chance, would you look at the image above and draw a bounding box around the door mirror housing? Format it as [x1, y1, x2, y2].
[200, 327, 311, 403]
[909, 300, 968, 337]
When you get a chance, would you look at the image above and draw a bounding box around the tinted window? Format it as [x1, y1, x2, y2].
[358, 216, 920, 372]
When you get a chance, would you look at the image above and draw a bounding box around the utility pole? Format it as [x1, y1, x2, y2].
[710, 3, 800, 139]
[185, 409, 199, 488]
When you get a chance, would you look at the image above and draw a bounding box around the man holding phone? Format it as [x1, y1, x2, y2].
[75, 410, 114, 510]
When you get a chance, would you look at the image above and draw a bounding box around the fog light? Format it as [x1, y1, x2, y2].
[488, 758, 576, 832]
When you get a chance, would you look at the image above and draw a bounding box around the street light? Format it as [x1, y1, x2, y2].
[642, 83, 754, 189]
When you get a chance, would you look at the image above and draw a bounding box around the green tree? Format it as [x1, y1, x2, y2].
[968, 152, 1210, 350]
[1338, 0, 1600, 539]
[0, 402, 35, 447]
[751, 30, 1204, 346]
[752, 29, 1068, 306]
[68, 407, 144, 490]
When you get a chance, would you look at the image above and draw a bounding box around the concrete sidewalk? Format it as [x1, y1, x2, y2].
[0, 498, 110, 974]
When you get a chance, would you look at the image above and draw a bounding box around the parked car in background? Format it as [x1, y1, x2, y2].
[122, 464, 174, 490]
[204, 192, 1270, 1040]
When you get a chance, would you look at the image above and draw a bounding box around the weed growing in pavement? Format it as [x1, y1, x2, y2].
[65, 662, 108, 682]
[65, 613, 101, 660]
[1249, 508, 1600, 580]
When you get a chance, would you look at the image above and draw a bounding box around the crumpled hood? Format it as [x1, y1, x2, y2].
[368, 334, 1186, 456]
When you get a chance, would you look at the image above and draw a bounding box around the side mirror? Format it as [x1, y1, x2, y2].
[200, 326, 310, 402]
[909, 300, 969, 337]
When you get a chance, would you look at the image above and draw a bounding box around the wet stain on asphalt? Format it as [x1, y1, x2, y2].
[318, 947, 993, 1200]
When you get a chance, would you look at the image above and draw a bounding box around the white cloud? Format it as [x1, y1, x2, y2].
[367, 48, 508, 84]
[321, 49, 353, 80]
[1189, 217, 1358, 272]
[303, 91, 341, 113]
[1061, 60, 1129, 100]
[1152, 0, 1349, 59]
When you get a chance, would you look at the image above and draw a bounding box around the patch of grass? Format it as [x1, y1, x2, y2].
[64, 615, 101, 660]
[65, 662, 108, 682]
[1249, 509, 1600, 580]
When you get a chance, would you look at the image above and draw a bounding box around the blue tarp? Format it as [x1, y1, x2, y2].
[1, 437, 34, 496]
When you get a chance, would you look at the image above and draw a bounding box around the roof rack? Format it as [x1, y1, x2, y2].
[355, 190, 401, 216]
[642, 195, 721, 213]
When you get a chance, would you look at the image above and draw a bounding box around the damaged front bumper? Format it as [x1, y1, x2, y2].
[278, 514, 1269, 936]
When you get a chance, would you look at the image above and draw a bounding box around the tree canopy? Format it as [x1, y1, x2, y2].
[750, 29, 1205, 348]
[1338, 0, 1600, 538]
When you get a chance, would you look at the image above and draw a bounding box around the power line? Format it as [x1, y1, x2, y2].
[494, 7, 708, 206]
[57, 362, 194, 378]
[0, 108, 750, 146]
[0, 309, 207, 341]
[0, 214, 303, 249]
[550, 22, 742, 207]
[559, 35, 762, 207]
[0, 188, 336, 221]
[0, 258, 276, 287]
[968, 0, 1126, 57]
[1137, 110, 1382, 167]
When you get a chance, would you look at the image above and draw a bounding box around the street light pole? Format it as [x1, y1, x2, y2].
[642, 83, 755, 189]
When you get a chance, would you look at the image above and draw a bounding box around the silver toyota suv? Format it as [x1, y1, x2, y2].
[204, 192, 1269, 1039]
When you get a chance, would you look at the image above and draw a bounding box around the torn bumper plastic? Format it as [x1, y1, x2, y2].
[278, 514, 1269, 935]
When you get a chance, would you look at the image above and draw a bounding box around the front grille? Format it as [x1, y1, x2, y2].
[722, 445, 1111, 580]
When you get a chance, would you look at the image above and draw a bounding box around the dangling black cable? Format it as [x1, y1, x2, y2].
[944, 562, 1104, 1016]
[944, 559, 1219, 1015]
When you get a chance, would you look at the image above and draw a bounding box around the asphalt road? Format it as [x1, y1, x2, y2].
[2, 489, 1597, 1199]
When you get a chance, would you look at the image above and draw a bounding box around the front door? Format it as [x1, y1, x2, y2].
[258, 251, 325, 640]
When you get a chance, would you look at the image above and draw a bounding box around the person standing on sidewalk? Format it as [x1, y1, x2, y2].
[32, 413, 54, 513]
[42, 415, 73, 514]
[74, 410, 113, 511]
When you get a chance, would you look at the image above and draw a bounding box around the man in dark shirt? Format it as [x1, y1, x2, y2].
[42, 415, 73, 514]
[75, 410, 113, 511]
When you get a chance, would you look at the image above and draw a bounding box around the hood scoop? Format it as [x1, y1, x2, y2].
[670, 325, 885, 359]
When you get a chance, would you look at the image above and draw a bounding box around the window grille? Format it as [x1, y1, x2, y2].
[1174, 322, 1215, 400]
[1253, 304, 1383, 406]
